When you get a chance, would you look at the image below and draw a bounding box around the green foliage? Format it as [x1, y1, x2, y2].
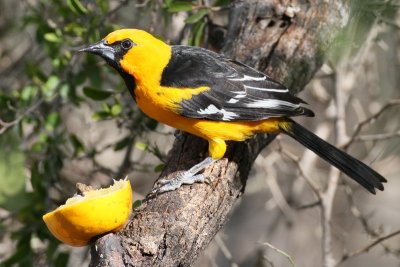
[166, 1, 194, 12]
[137, 141, 167, 163]
[0, 132, 25, 212]
[67, 0, 88, 15]
[82, 86, 113, 101]
[165, 0, 232, 46]
[132, 200, 142, 210]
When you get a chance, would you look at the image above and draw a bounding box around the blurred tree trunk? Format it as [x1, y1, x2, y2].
[90, 0, 349, 266]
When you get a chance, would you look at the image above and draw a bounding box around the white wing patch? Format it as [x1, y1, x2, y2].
[198, 104, 238, 120]
[233, 92, 247, 98]
[246, 99, 300, 109]
[229, 75, 266, 82]
[244, 85, 289, 93]
[227, 91, 247, 104]
[227, 98, 239, 104]
[226, 85, 288, 106]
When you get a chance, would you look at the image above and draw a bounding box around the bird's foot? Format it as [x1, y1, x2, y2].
[152, 172, 209, 194]
[150, 157, 214, 195]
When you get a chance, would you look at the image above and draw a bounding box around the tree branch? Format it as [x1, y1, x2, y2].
[90, 0, 350, 266]
[342, 99, 400, 150]
[336, 229, 400, 266]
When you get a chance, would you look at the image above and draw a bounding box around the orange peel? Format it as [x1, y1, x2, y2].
[43, 179, 132, 246]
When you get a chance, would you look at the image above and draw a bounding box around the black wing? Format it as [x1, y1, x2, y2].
[161, 45, 314, 121]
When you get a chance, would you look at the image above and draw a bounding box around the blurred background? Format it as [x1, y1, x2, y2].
[0, 0, 399, 266]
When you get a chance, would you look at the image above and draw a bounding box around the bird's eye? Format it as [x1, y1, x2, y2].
[121, 39, 133, 50]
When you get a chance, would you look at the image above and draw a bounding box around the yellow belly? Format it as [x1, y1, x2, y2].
[134, 84, 281, 158]
[135, 91, 280, 141]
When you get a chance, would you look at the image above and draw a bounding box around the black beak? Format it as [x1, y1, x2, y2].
[79, 40, 116, 62]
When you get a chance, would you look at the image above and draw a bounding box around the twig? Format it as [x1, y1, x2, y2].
[258, 154, 296, 222]
[342, 99, 400, 150]
[342, 185, 400, 258]
[99, 0, 130, 25]
[74, 141, 117, 160]
[321, 67, 349, 267]
[260, 241, 297, 267]
[321, 168, 340, 267]
[276, 141, 322, 200]
[0, 99, 43, 134]
[336, 230, 400, 266]
[205, 250, 219, 267]
[344, 186, 379, 237]
[294, 200, 321, 210]
[292, 122, 331, 204]
[135, 0, 151, 8]
[115, 141, 134, 179]
[215, 234, 239, 267]
[354, 130, 400, 142]
[262, 254, 276, 267]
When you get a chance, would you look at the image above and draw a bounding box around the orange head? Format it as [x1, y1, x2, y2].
[80, 29, 171, 88]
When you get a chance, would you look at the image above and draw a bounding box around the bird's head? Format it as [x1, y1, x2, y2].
[80, 29, 171, 85]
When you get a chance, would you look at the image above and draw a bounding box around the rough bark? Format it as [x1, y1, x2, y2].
[90, 0, 349, 266]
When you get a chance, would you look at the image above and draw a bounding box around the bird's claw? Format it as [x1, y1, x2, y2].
[151, 173, 207, 195]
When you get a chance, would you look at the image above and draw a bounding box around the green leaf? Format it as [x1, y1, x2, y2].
[185, 8, 208, 24]
[67, 0, 88, 14]
[164, 0, 174, 7]
[111, 103, 122, 116]
[21, 85, 38, 102]
[0, 132, 26, 212]
[144, 117, 159, 130]
[43, 75, 60, 97]
[92, 111, 111, 121]
[64, 23, 86, 36]
[54, 252, 70, 267]
[135, 142, 148, 151]
[44, 33, 61, 43]
[101, 102, 111, 112]
[154, 163, 165, 173]
[45, 112, 60, 131]
[194, 21, 207, 46]
[167, 1, 193, 12]
[114, 137, 131, 151]
[70, 134, 85, 155]
[214, 0, 231, 6]
[132, 200, 142, 209]
[31, 141, 44, 153]
[83, 87, 112, 101]
[97, 0, 109, 13]
[30, 163, 44, 195]
[59, 84, 70, 99]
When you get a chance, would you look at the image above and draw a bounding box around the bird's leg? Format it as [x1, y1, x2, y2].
[152, 157, 215, 194]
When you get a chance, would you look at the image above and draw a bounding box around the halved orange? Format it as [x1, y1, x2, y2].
[43, 179, 132, 246]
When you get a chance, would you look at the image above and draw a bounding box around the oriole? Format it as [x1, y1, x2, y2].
[80, 29, 386, 194]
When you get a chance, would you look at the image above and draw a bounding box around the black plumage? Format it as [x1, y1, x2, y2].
[161, 45, 314, 121]
[280, 120, 387, 194]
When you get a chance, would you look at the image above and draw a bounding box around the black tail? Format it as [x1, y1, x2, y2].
[279, 120, 387, 194]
